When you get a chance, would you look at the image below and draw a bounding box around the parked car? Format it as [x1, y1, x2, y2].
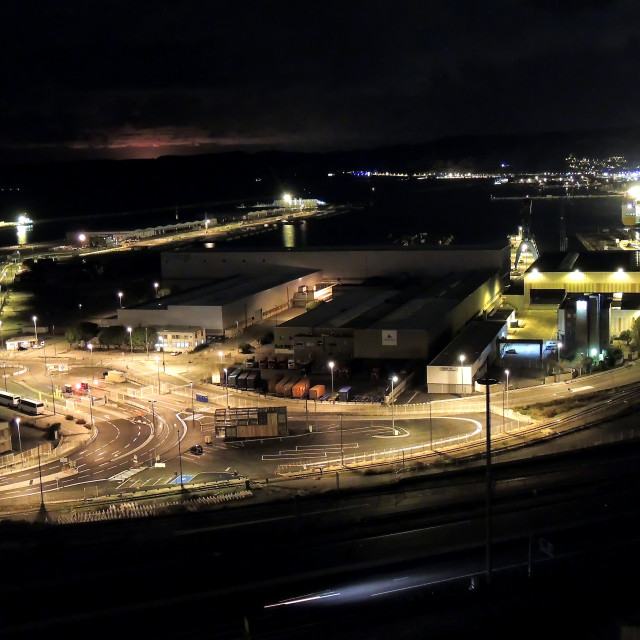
[190, 444, 203, 455]
[505, 348, 517, 354]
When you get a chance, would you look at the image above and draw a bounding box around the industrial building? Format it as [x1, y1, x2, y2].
[520, 251, 640, 355]
[115, 265, 322, 336]
[161, 244, 511, 282]
[274, 270, 503, 365]
[426, 315, 508, 394]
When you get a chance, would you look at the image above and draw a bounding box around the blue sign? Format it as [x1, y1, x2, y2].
[195, 393, 208, 403]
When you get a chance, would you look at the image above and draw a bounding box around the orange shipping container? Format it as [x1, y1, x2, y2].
[308, 384, 325, 399]
[292, 378, 310, 398]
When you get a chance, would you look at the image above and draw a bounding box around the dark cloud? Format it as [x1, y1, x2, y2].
[1, 0, 639, 161]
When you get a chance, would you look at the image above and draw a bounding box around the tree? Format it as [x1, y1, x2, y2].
[619, 330, 632, 345]
[131, 326, 157, 352]
[98, 325, 127, 348]
[64, 326, 82, 346]
[631, 317, 640, 349]
[79, 322, 99, 341]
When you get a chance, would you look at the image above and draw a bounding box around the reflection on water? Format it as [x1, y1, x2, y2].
[282, 223, 295, 248]
[16, 224, 29, 245]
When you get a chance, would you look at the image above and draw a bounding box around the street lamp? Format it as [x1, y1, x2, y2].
[329, 361, 334, 395]
[223, 367, 229, 408]
[50, 374, 56, 415]
[2, 361, 6, 391]
[32, 315, 38, 344]
[149, 400, 157, 464]
[155, 355, 161, 393]
[504, 369, 510, 427]
[153, 282, 159, 298]
[190, 382, 196, 430]
[118, 291, 123, 308]
[88, 388, 94, 429]
[127, 327, 133, 355]
[88, 343, 93, 368]
[218, 350, 223, 364]
[390, 374, 398, 435]
[477, 375, 499, 587]
[16, 417, 22, 455]
[557, 341, 563, 364]
[459, 354, 466, 394]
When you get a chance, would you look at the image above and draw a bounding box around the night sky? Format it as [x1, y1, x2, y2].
[2, 0, 639, 163]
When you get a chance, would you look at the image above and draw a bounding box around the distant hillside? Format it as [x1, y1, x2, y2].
[1, 125, 639, 217]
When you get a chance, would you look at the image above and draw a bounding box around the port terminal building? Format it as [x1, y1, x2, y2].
[519, 251, 640, 356]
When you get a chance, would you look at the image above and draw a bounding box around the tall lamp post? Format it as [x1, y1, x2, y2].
[127, 327, 133, 355]
[50, 374, 56, 415]
[155, 355, 161, 393]
[190, 382, 197, 430]
[32, 315, 38, 344]
[477, 375, 499, 588]
[459, 354, 466, 394]
[218, 350, 223, 364]
[2, 361, 6, 391]
[118, 291, 123, 308]
[16, 417, 22, 455]
[153, 282, 159, 298]
[329, 361, 334, 395]
[223, 367, 229, 408]
[505, 369, 510, 429]
[88, 343, 93, 368]
[390, 374, 398, 435]
[149, 400, 157, 464]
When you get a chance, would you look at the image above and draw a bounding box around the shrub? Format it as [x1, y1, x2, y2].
[75, 418, 86, 425]
[65, 414, 74, 420]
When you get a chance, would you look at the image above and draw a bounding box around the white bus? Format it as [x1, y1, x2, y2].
[18, 398, 44, 415]
[0, 390, 20, 408]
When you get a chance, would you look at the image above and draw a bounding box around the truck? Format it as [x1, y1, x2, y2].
[275, 374, 294, 396]
[308, 384, 325, 399]
[338, 385, 352, 402]
[245, 370, 261, 390]
[292, 378, 310, 398]
[227, 368, 242, 387]
[268, 374, 284, 394]
[282, 377, 300, 397]
[236, 370, 250, 390]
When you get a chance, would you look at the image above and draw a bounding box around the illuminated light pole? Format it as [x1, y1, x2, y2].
[155, 355, 161, 393]
[0, 320, 3, 349]
[224, 368, 229, 408]
[459, 354, 466, 394]
[50, 374, 56, 415]
[190, 382, 197, 431]
[329, 361, 334, 395]
[557, 341, 563, 365]
[32, 315, 38, 344]
[88, 343, 93, 369]
[218, 350, 223, 364]
[127, 327, 133, 355]
[16, 417, 22, 456]
[390, 374, 398, 435]
[504, 369, 510, 429]
[149, 400, 157, 464]
[153, 282, 159, 298]
[88, 387, 94, 430]
[118, 291, 123, 308]
[477, 376, 499, 587]
[2, 361, 6, 391]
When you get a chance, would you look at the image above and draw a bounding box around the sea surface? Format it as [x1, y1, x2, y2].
[0, 169, 626, 252]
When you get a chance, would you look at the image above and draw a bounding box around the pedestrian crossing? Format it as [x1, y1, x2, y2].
[109, 468, 145, 482]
